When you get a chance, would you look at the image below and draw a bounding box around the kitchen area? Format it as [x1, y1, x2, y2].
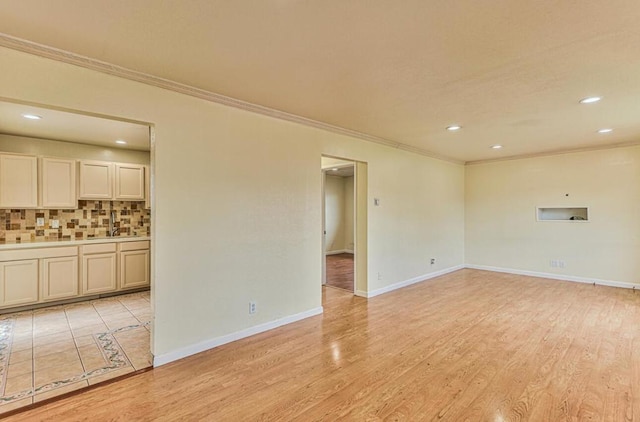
[0, 101, 152, 413]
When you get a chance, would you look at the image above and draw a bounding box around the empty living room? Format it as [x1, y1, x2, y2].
[0, 1, 639, 420]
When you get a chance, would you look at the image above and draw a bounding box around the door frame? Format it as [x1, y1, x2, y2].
[321, 155, 368, 295]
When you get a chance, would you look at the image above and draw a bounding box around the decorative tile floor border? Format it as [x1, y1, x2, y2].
[0, 318, 15, 398]
[0, 320, 150, 405]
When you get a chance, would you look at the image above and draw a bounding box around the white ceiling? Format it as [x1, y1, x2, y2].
[0, 101, 150, 151]
[1, 1, 639, 162]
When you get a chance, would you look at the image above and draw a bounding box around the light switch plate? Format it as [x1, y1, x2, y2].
[36, 217, 45, 227]
[51, 219, 59, 229]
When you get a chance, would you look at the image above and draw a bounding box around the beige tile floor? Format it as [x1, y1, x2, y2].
[0, 291, 152, 414]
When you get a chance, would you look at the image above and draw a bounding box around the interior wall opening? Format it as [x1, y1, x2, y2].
[0, 98, 154, 414]
[322, 157, 355, 293]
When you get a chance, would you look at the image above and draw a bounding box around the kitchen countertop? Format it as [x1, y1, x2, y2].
[0, 236, 150, 250]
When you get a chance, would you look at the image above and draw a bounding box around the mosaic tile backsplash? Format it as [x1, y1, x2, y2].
[0, 201, 150, 242]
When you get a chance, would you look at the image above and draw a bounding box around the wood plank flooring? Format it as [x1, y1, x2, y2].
[325, 253, 354, 292]
[7, 269, 640, 421]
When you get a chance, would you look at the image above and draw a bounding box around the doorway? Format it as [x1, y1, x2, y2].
[321, 156, 367, 296]
[0, 99, 154, 414]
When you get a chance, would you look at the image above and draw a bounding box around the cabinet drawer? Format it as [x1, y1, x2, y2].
[119, 241, 150, 252]
[82, 242, 117, 254]
[0, 246, 78, 262]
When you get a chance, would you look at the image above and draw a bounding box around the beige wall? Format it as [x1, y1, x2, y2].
[465, 146, 640, 284]
[324, 174, 354, 253]
[0, 134, 150, 164]
[0, 46, 466, 363]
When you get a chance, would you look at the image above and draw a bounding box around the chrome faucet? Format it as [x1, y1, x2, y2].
[110, 211, 119, 237]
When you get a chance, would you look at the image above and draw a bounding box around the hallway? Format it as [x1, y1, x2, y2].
[325, 253, 354, 292]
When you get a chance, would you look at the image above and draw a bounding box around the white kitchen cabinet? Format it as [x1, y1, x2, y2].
[119, 240, 150, 290]
[115, 163, 145, 200]
[79, 160, 113, 199]
[0, 246, 78, 308]
[40, 256, 78, 302]
[0, 259, 39, 307]
[81, 243, 117, 294]
[120, 250, 150, 290]
[40, 157, 77, 208]
[0, 153, 38, 208]
[0, 240, 149, 311]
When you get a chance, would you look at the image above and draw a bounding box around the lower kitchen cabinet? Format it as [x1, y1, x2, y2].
[119, 241, 150, 290]
[0, 239, 149, 311]
[41, 256, 79, 302]
[82, 253, 117, 295]
[0, 259, 39, 307]
[120, 249, 150, 289]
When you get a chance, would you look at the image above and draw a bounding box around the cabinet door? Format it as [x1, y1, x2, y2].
[120, 249, 150, 289]
[41, 256, 78, 301]
[0, 259, 39, 307]
[40, 157, 77, 208]
[82, 253, 117, 294]
[0, 154, 38, 208]
[115, 163, 145, 200]
[79, 160, 113, 199]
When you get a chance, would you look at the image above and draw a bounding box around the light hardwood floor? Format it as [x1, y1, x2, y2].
[7, 269, 640, 421]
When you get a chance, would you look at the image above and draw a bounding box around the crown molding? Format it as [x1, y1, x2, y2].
[465, 140, 640, 166]
[0, 33, 463, 165]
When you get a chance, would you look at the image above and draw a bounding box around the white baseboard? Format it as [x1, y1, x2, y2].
[325, 249, 354, 255]
[153, 306, 323, 367]
[362, 265, 465, 298]
[465, 264, 639, 290]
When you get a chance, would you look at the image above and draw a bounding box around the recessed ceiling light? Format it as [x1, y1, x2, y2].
[579, 96, 601, 104]
[331, 168, 338, 171]
[446, 125, 462, 131]
[22, 114, 42, 120]
[597, 128, 613, 134]
[491, 145, 503, 149]
[115, 140, 127, 145]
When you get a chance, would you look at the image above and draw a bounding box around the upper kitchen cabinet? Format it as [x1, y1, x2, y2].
[78, 160, 114, 199]
[115, 163, 145, 200]
[0, 153, 38, 208]
[79, 160, 146, 201]
[40, 157, 77, 209]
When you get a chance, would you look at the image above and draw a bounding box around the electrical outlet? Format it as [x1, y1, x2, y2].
[550, 260, 565, 268]
[430, 258, 436, 265]
[36, 217, 45, 227]
[374, 198, 380, 206]
[249, 301, 257, 315]
[377, 272, 382, 280]
[51, 219, 59, 229]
